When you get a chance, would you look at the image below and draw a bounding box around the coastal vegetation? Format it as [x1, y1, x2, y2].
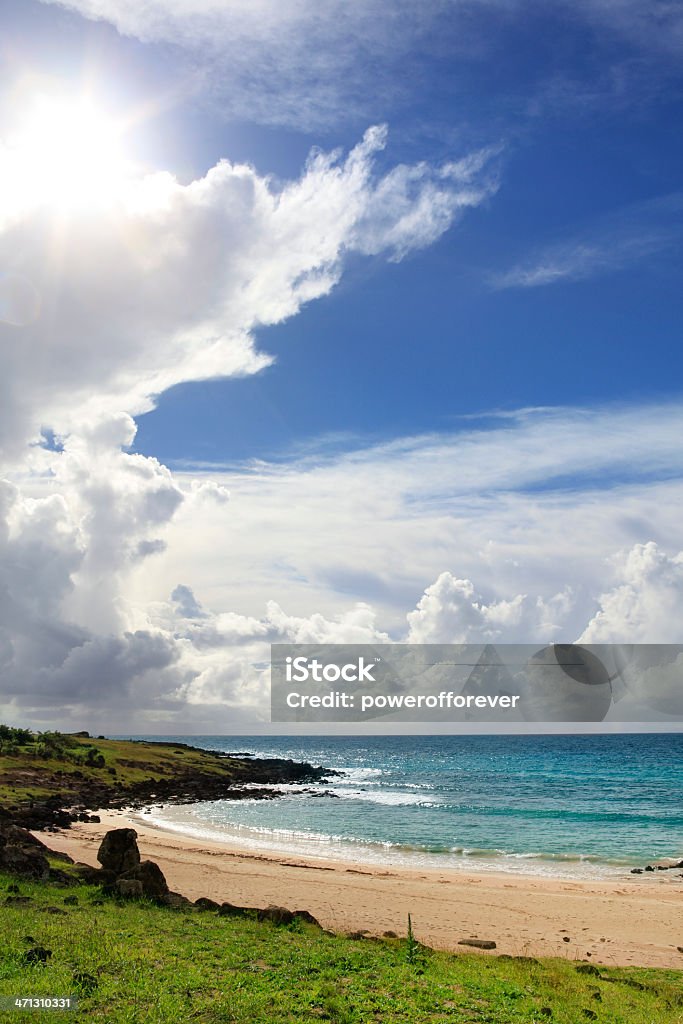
[0, 727, 332, 828]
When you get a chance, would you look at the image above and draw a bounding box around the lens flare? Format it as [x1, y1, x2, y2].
[3, 94, 132, 212]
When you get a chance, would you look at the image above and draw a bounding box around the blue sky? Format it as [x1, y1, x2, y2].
[6, 0, 678, 465]
[1, 0, 683, 729]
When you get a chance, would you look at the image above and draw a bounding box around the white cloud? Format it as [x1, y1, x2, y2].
[36, 0, 683, 131]
[1, 73, 681, 729]
[492, 193, 683, 289]
[580, 542, 683, 643]
[406, 572, 572, 644]
[4, 397, 683, 730]
[0, 119, 499, 728]
[0, 124, 495, 458]
[147, 400, 683, 652]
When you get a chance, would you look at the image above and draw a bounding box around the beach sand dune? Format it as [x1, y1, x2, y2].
[42, 810, 683, 970]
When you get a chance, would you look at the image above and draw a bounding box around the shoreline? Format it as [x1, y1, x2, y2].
[41, 809, 683, 970]
[132, 801, 675, 880]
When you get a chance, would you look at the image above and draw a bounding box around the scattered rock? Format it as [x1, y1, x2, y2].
[257, 905, 296, 926]
[73, 863, 113, 886]
[49, 867, 79, 886]
[73, 971, 98, 995]
[194, 897, 220, 912]
[458, 939, 497, 950]
[163, 891, 192, 909]
[5, 895, 33, 905]
[22, 946, 52, 965]
[630, 868, 643, 874]
[218, 902, 249, 918]
[63, 895, 78, 905]
[562, 936, 571, 943]
[582, 1010, 598, 1020]
[0, 824, 51, 880]
[116, 878, 144, 899]
[293, 909, 321, 927]
[117, 860, 168, 899]
[539, 1009, 552, 1018]
[576, 964, 601, 977]
[383, 930, 398, 938]
[97, 828, 140, 874]
[620, 978, 646, 991]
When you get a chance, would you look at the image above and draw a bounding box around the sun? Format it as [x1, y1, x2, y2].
[5, 93, 133, 212]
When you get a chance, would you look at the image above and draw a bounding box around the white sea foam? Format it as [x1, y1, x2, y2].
[337, 788, 441, 807]
[138, 803, 630, 880]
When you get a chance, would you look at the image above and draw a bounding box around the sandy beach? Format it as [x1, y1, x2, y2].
[41, 809, 683, 970]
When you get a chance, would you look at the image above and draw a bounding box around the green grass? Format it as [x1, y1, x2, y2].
[0, 873, 681, 1023]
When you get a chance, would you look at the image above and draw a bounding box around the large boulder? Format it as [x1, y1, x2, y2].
[0, 824, 50, 880]
[117, 859, 168, 899]
[97, 828, 140, 874]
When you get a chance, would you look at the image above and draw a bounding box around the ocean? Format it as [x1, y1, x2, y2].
[128, 734, 683, 880]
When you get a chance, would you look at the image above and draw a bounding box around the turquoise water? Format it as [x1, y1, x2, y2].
[131, 734, 683, 878]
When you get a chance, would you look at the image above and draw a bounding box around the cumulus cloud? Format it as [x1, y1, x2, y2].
[580, 542, 683, 643]
[406, 572, 572, 644]
[4, 391, 683, 730]
[0, 117, 499, 728]
[0, 124, 496, 457]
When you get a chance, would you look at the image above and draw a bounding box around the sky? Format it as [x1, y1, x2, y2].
[0, 0, 682, 733]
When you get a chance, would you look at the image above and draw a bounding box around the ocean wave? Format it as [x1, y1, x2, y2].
[335, 788, 441, 807]
[138, 804, 639, 879]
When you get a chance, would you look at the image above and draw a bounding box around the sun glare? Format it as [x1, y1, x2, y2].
[6, 94, 132, 212]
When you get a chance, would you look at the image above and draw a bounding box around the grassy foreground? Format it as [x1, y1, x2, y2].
[1, 871, 681, 1024]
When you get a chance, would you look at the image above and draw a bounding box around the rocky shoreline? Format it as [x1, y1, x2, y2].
[1, 737, 341, 833]
[0, 738, 343, 886]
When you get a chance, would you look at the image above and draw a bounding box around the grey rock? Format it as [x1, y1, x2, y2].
[0, 842, 50, 880]
[218, 901, 249, 917]
[23, 946, 52, 965]
[256, 905, 299, 925]
[163, 891, 192, 909]
[117, 860, 168, 899]
[116, 878, 144, 898]
[194, 897, 220, 912]
[97, 828, 141, 874]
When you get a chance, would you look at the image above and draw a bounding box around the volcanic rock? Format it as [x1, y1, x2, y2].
[97, 828, 140, 874]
